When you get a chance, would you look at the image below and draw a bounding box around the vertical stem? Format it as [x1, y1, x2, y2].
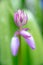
[18, 26, 22, 65]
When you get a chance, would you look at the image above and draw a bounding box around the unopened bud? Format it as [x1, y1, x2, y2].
[14, 10, 28, 27]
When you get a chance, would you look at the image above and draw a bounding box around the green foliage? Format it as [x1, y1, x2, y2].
[0, 1, 13, 65]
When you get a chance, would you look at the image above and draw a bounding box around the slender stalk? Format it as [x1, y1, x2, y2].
[18, 26, 22, 65]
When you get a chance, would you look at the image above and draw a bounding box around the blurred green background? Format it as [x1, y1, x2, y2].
[0, 0, 43, 65]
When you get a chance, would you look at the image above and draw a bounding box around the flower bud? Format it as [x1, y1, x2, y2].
[14, 10, 28, 27]
[11, 37, 20, 56]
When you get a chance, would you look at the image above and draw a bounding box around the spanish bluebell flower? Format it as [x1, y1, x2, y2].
[11, 10, 35, 56]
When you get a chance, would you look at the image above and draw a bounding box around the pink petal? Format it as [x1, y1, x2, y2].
[20, 30, 35, 49]
[25, 37, 35, 49]
[11, 37, 20, 56]
[22, 28, 29, 31]
[14, 31, 20, 36]
[20, 30, 31, 38]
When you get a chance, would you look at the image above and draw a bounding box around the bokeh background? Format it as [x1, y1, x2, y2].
[0, 0, 43, 65]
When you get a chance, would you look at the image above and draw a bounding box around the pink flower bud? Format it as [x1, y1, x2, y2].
[11, 37, 20, 56]
[14, 10, 28, 27]
[20, 30, 35, 49]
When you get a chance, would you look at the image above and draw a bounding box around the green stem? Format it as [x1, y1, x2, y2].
[18, 27, 22, 65]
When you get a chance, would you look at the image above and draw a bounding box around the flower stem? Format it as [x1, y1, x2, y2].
[18, 26, 22, 65]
